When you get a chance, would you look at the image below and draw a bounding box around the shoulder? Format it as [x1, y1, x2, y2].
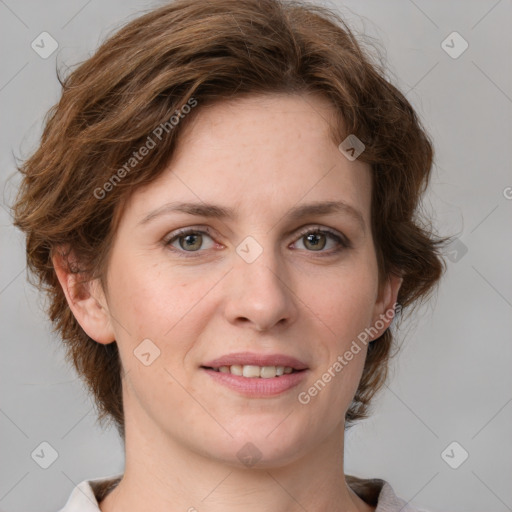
[346, 475, 433, 512]
[57, 474, 122, 512]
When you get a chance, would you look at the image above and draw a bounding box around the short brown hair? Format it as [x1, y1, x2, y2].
[12, 0, 447, 441]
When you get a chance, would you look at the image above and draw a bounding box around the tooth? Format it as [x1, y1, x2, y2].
[230, 364, 243, 376]
[260, 366, 277, 378]
[213, 364, 296, 377]
[242, 365, 261, 378]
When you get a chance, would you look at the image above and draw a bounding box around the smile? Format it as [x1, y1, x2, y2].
[206, 365, 299, 378]
[201, 366, 308, 397]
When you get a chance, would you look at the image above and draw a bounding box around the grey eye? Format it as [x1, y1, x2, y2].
[302, 232, 327, 251]
[167, 230, 215, 252]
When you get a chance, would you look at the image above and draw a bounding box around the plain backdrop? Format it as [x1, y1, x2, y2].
[1, 1, 511, 511]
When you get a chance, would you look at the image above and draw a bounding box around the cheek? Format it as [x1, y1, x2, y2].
[308, 261, 379, 346]
[296, 253, 378, 405]
[297, 276, 375, 428]
[319, 279, 374, 381]
[106, 258, 216, 358]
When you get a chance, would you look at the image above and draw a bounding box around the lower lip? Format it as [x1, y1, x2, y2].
[202, 368, 308, 397]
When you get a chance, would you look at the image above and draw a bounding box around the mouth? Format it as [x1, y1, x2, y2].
[200, 352, 309, 396]
[201, 364, 305, 378]
[201, 352, 308, 376]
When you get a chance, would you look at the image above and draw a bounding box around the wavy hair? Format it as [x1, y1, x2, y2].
[12, 0, 447, 441]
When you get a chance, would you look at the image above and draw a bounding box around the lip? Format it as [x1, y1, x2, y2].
[202, 367, 308, 397]
[202, 351, 308, 370]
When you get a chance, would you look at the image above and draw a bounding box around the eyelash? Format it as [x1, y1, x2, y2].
[163, 226, 350, 258]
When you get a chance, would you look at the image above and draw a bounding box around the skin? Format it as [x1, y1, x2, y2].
[54, 93, 402, 512]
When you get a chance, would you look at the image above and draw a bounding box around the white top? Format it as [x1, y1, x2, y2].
[57, 473, 430, 511]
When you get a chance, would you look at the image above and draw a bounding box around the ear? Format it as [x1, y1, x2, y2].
[369, 272, 403, 341]
[52, 247, 115, 345]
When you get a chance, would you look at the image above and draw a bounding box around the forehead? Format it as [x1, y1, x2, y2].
[178, 92, 338, 156]
[120, 93, 372, 226]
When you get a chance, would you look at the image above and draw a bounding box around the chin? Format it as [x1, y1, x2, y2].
[199, 419, 315, 469]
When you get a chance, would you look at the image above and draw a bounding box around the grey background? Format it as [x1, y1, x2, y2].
[1, 1, 511, 511]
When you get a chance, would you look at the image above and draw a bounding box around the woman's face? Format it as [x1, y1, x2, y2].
[88, 93, 400, 466]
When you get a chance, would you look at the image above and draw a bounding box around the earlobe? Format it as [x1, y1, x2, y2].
[52, 248, 115, 345]
[370, 273, 403, 341]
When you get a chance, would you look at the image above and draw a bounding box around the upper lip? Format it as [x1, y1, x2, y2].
[202, 352, 308, 370]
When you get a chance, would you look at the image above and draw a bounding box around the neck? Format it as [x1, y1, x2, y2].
[99, 399, 374, 512]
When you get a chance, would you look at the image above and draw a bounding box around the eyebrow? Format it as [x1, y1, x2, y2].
[138, 200, 366, 232]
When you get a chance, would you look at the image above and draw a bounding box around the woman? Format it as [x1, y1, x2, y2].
[12, 0, 446, 510]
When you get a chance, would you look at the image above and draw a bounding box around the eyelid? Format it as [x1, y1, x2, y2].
[292, 225, 351, 248]
[163, 224, 350, 256]
[163, 225, 219, 249]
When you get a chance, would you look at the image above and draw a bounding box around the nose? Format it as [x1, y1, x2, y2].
[223, 244, 298, 332]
